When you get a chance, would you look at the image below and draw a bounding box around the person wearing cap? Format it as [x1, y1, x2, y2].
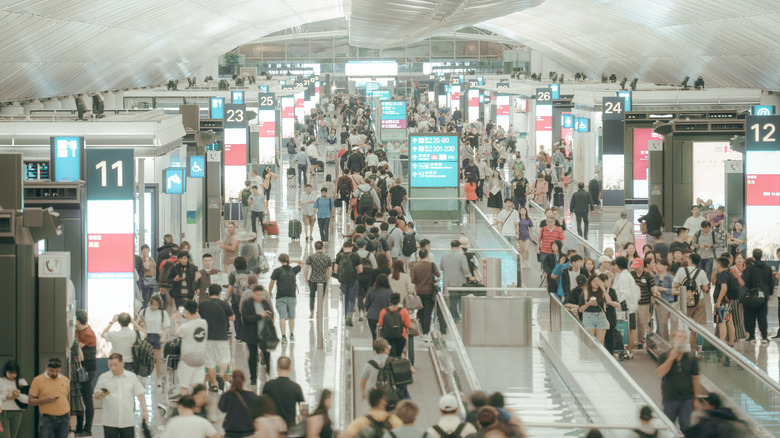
[631, 257, 656, 349]
[29, 357, 70, 438]
[685, 393, 744, 437]
[656, 330, 700, 433]
[426, 394, 477, 438]
[563, 274, 589, 317]
[595, 256, 613, 277]
[613, 256, 641, 358]
[347, 146, 365, 172]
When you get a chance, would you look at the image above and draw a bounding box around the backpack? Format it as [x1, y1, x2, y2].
[681, 267, 702, 308]
[158, 259, 176, 286]
[231, 271, 251, 306]
[543, 169, 553, 185]
[381, 309, 404, 339]
[240, 188, 252, 206]
[432, 423, 467, 438]
[131, 330, 155, 377]
[359, 253, 374, 277]
[358, 188, 374, 211]
[368, 236, 386, 257]
[338, 177, 352, 199]
[287, 141, 297, 155]
[357, 415, 393, 438]
[377, 176, 389, 198]
[726, 274, 746, 301]
[401, 232, 417, 257]
[337, 253, 357, 284]
[368, 360, 400, 410]
[588, 178, 599, 193]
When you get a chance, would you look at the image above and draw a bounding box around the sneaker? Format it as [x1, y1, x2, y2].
[290, 334, 295, 342]
[76, 431, 92, 437]
[636, 343, 644, 350]
[748, 337, 756, 344]
[250, 378, 257, 386]
[310, 311, 314, 319]
[772, 330, 780, 340]
[761, 338, 769, 345]
[282, 335, 288, 344]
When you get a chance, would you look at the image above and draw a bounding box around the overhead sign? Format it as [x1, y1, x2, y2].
[232, 91, 245, 104]
[50, 136, 84, 182]
[188, 155, 205, 178]
[373, 89, 392, 101]
[497, 82, 510, 90]
[575, 117, 590, 132]
[752, 105, 774, 116]
[380, 100, 407, 129]
[257, 92, 276, 165]
[258, 85, 269, 92]
[163, 167, 185, 194]
[409, 134, 459, 188]
[617, 91, 632, 112]
[561, 113, 574, 129]
[602, 97, 625, 120]
[210, 97, 224, 119]
[745, 115, 780, 257]
[549, 84, 560, 99]
[477, 76, 484, 86]
[85, 149, 135, 347]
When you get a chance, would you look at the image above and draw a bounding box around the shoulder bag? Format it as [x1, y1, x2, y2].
[404, 291, 423, 311]
[743, 267, 769, 308]
[430, 263, 440, 294]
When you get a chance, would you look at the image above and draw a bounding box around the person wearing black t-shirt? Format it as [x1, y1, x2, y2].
[262, 357, 304, 427]
[668, 228, 692, 255]
[198, 284, 235, 392]
[269, 254, 303, 344]
[656, 330, 700, 433]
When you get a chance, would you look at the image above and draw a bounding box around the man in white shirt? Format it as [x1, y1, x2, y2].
[494, 199, 520, 246]
[102, 313, 145, 372]
[94, 353, 147, 438]
[299, 184, 318, 241]
[426, 394, 477, 438]
[161, 395, 219, 438]
[682, 205, 703, 241]
[612, 257, 640, 357]
[174, 300, 208, 395]
[672, 253, 710, 351]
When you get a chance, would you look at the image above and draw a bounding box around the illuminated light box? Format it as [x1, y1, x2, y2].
[560, 112, 573, 146]
[617, 91, 632, 112]
[602, 154, 625, 191]
[535, 88, 553, 150]
[410, 134, 459, 188]
[188, 155, 205, 178]
[692, 141, 741, 206]
[496, 94, 510, 132]
[467, 89, 479, 123]
[232, 91, 245, 104]
[50, 136, 84, 182]
[210, 97, 224, 119]
[345, 61, 398, 76]
[224, 103, 248, 200]
[745, 115, 780, 257]
[451, 85, 461, 112]
[85, 149, 134, 357]
[257, 92, 276, 165]
[281, 97, 295, 139]
[633, 128, 664, 198]
[259, 85, 269, 92]
[163, 167, 185, 194]
[575, 117, 590, 132]
[24, 160, 50, 180]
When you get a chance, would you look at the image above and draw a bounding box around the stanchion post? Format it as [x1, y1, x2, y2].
[317, 283, 325, 350]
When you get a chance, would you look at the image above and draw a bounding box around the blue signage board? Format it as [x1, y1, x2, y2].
[381, 101, 406, 118]
[477, 76, 484, 86]
[258, 85, 269, 93]
[410, 134, 459, 188]
[458, 74, 465, 84]
[164, 168, 185, 194]
[210, 97, 224, 119]
[232, 91, 245, 104]
[575, 117, 590, 132]
[188, 155, 205, 178]
[561, 113, 574, 129]
[752, 105, 774, 116]
[50, 136, 84, 182]
[374, 90, 392, 101]
[549, 84, 560, 99]
[617, 91, 632, 112]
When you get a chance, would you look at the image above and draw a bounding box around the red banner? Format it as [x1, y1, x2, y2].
[746, 174, 780, 206]
[224, 143, 247, 166]
[258, 121, 276, 137]
[87, 234, 134, 273]
[536, 116, 552, 131]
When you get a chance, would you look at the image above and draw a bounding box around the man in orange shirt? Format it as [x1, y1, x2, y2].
[29, 357, 70, 438]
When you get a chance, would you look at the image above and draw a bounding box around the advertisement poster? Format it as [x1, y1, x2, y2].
[692, 141, 742, 206]
[633, 128, 663, 198]
[746, 150, 780, 257]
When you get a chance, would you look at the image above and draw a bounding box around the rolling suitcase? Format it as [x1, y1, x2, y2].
[288, 219, 302, 240]
[264, 221, 279, 236]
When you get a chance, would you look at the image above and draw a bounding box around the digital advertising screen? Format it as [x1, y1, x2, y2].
[496, 94, 510, 132]
[467, 89, 479, 123]
[224, 103, 248, 200]
[632, 128, 663, 198]
[257, 93, 277, 165]
[86, 149, 134, 356]
[50, 136, 84, 182]
[746, 115, 780, 258]
[380, 100, 407, 129]
[451, 85, 461, 112]
[409, 134, 459, 188]
[602, 154, 625, 191]
[692, 141, 742, 206]
[535, 88, 552, 150]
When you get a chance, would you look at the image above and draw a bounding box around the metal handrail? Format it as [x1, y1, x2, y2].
[333, 288, 351, 431]
[433, 293, 482, 397]
[468, 200, 522, 257]
[523, 422, 671, 431]
[549, 294, 683, 437]
[655, 298, 780, 395]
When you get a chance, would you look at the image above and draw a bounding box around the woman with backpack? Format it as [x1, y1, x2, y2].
[378, 293, 412, 358]
[364, 274, 394, 341]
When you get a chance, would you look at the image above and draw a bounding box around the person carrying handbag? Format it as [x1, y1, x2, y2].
[240, 285, 275, 386]
[218, 370, 257, 437]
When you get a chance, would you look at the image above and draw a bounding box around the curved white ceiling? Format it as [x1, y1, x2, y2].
[479, 0, 780, 90]
[1, 0, 778, 102]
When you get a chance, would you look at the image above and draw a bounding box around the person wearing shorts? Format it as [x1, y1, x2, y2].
[713, 257, 736, 346]
[174, 300, 208, 395]
[578, 275, 615, 345]
[138, 295, 170, 382]
[198, 284, 235, 392]
[299, 184, 318, 241]
[269, 254, 303, 344]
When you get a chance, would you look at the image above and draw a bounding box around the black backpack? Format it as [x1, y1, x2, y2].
[726, 274, 746, 301]
[158, 259, 176, 287]
[588, 178, 599, 193]
[240, 188, 252, 206]
[338, 177, 352, 198]
[368, 360, 400, 411]
[358, 189, 374, 211]
[287, 140, 297, 155]
[681, 267, 702, 307]
[401, 233, 417, 257]
[432, 423, 467, 438]
[337, 253, 357, 284]
[381, 308, 404, 338]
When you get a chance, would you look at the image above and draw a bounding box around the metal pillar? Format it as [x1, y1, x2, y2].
[317, 283, 325, 350]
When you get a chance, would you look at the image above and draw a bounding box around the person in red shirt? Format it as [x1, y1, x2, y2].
[378, 293, 411, 358]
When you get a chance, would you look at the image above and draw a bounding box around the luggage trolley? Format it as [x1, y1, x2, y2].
[159, 338, 182, 418]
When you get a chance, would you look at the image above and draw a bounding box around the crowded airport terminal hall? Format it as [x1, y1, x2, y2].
[2, 2, 780, 437]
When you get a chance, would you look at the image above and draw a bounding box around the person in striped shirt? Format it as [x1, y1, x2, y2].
[537, 210, 565, 262]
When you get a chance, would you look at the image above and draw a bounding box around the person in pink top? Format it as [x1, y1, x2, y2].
[378, 293, 412, 358]
[532, 174, 548, 206]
